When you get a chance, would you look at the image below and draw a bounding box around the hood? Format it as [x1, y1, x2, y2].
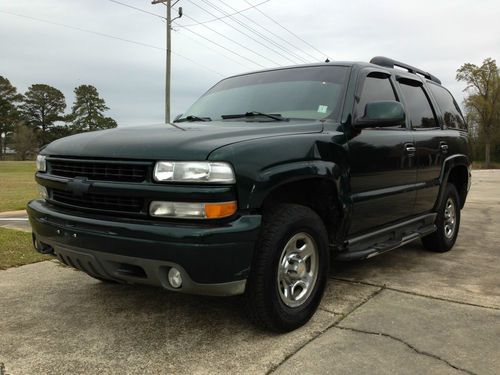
[43, 121, 324, 160]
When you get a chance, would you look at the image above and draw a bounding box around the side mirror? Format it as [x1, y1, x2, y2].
[353, 101, 406, 129]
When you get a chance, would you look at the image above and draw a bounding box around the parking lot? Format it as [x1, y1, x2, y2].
[0, 170, 499, 374]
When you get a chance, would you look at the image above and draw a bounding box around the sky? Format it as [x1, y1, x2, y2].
[1, 0, 499, 126]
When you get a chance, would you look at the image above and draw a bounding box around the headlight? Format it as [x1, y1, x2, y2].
[153, 161, 235, 183]
[149, 201, 237, 219]
[36, 155, 47, 172]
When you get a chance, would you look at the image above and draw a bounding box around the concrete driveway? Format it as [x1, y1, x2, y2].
[0, 210, 30, 232]
[0, 170, 499, 374]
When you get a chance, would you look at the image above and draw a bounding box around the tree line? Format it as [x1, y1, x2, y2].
[457, 58, 500, 168]
[1, 59, 499, 165]
[0, 76, 117, 160]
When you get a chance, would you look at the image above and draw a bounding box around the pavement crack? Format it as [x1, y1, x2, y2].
[331, 277, 500, 311]
[336, 326, 478, 375]
[317, 306, 340, 315]
[267, 286, 385, 374]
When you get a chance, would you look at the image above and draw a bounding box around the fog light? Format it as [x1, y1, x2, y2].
[168, 267, 182, 288]
[38, 185, 48, 199]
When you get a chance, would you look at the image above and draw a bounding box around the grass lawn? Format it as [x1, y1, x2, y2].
[0, 159, 496, 213]
[0, 227, 51, 270]
[0, 161, 38, 212]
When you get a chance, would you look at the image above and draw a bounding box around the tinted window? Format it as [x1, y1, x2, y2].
[182, 66, 350, 121]
[357, 75, 397, 116]
[429, 84, 466, 130]
[399, 82, 437, 128]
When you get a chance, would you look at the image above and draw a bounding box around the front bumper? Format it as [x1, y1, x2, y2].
[28, 199, 261, 296]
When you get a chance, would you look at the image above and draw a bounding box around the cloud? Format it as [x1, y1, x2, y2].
[1, 0, 499, 126]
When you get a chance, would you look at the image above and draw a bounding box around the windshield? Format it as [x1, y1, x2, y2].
[180, 66, 350, 122]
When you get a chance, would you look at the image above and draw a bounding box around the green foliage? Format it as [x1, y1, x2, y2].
[49, 124, 75, 140]
[20, 84, 67, 146]
[0, 76, 23, 155]
[457, 58, 500, 168]
[1, 77, 117, 154]
[12, 123, 38, 160]
[70, 85, 117, 132]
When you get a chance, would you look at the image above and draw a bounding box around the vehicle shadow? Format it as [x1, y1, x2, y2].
[25, 265, 335, 373]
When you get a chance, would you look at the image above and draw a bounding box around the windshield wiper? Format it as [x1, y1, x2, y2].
[175, 115, 212, 123]
[221, 111, 288, 121]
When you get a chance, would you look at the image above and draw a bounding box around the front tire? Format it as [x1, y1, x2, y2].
[245, 204, 330, 332]
[422, 184, 461, 252]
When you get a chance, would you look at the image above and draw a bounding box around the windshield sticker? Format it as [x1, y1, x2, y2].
[317, 105, 328, 114]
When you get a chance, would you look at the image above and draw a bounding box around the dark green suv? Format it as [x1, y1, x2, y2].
[28, 57, 471, 332]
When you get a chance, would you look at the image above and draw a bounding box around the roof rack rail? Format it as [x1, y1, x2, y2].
[369, 56, 441, 85]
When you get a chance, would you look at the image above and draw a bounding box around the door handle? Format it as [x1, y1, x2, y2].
[405, 144, 416, 153]
[440, 142, 449, 153]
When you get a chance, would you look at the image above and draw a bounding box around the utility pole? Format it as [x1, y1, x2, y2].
[152, 0, 182, 124]
[152, 0, 171, 124]
[165, 2, 171, 124]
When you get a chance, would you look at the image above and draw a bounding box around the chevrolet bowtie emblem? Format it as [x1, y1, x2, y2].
[66, 177, 92, 197]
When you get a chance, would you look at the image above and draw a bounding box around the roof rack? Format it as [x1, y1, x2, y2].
[369, 56, 441, 85]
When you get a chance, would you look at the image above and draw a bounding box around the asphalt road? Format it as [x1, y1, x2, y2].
[0, 170, 499, 374]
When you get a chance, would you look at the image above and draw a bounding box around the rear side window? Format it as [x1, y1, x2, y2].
[357, 75, 397, 116]
[428, 84, 466, 130]
[399, 81, 438, 129]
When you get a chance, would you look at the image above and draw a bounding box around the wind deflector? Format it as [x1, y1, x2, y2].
[370, 56, 442, 84]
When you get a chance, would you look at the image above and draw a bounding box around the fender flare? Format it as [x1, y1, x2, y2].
[247, 160, 345, 209]
[434, 154, 471, 210]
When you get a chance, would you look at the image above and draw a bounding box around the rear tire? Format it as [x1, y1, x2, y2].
[245, 204, 330, 332]
[422, 184, 460, 253]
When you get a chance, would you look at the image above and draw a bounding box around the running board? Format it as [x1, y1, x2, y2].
[335, 220, 437, 261]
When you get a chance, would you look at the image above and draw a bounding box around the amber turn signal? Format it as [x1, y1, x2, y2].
[204, 201, 237, 219]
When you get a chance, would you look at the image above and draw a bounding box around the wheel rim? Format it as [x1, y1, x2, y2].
[443, 197, 456, 239]
[277, 232, 319, 308]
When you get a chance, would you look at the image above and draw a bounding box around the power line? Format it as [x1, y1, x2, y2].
[173, 19, 266, 68]
[106, 0, 165, 20]
[106, 0, 265, 69]
[215, 0, 318, 62]
[184, 0, 296, 65]
[244, 0, 330, 61]
[173, 28, 255, 70]
[105, 0, 278, 68]
[173, 6, 280, 67]
[197, 0, 309, 64]
[0, 9, 225, 77]
[170, 6, 279, 68]
[175, 52, 222, 77]
[177, 0, 271, 27]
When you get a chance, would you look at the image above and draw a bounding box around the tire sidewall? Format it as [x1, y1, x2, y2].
[261, 207, 329, 330]
[437, 184, 461, 250]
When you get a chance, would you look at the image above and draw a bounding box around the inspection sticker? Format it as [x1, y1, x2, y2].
[317, 105, 328, 113]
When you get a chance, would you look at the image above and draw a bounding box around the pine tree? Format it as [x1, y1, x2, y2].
[70, 85, 117, 132]
[0, 76, 23, 155]
[20, 84, 66, 146]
